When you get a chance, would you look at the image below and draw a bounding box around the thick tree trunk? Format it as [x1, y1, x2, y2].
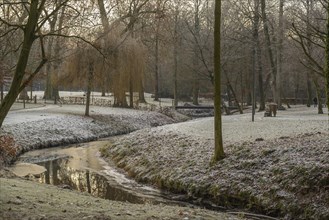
[325, 1, 329, 113]
[52, 4, 65, 102]
[97, 0, 110, 32]
[213, 0, 225, 162]
[253, 0, 265, 111]
[0, 0, 39, 128]
[276, 0, 284, 108]
[44, 38, 54, 100]
[98, 0, 110, 98]
[192, 0, 200, 106]
[192, 79, 199, 105]
[260, 0, 277, 103]
[306, 0, 314, 108]
[139, 80, 146, 103]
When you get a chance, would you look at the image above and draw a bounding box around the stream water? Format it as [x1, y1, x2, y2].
[10, 140, 280, 220]
[12, 140, 187, 206]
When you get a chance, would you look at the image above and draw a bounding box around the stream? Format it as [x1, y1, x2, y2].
[10, 140, 190, 206]
[10, 140, 280, 220]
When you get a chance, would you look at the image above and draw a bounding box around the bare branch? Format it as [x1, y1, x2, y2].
[19, 35, 47, 92]
[291, 23, 324, 75]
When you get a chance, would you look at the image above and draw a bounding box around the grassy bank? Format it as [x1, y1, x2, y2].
[101, 130, 329, 220]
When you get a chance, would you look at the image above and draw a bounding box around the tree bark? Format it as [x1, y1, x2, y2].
[260, 0, 277, 103]
[306, 77, 313, 107]
[52, 3, 65, 103]
[253, 0, 265, 111]
[213, 0, 225, 162]
[97, 0, 110, 32]
[192, 0, 200, 105]
[129, 71, 134, 108]
[173, 3, 179, 107]
[154, 30, 159, 101]
[276, 0, 284, 108]
[85, 62, 94, 116]
[325, 1, 329, 113]
[313, 79, 323, 114]
[0, 82, 3, 102]
[0, 0, 39, 128]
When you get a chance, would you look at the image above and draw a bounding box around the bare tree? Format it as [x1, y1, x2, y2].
[260, 0, 278, 104]
[213, 0, 225, 162]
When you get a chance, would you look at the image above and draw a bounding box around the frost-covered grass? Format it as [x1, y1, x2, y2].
[102, 106, 329, 220]
[1, 104, 328, 219]
[0, 105, 177, 166]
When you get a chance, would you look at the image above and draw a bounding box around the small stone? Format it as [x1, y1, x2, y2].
[62, 209, 67, 213]
[255, 138, 264, 141]
[12, 199, 22, 205]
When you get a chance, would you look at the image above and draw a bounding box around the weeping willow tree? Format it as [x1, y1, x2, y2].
[63, 23, 146, 110]
[114, 37, 146, 108]
[98, 22, 146, 108]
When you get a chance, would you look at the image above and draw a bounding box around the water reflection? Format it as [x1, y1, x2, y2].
[37, 158, 144, 204]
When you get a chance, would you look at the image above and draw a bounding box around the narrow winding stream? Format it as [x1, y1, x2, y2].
[10, 140, 279, 220]
[11, 140, 188, 206]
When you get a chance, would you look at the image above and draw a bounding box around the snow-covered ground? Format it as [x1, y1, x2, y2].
[0, 104, 178, 165]
[1, 103, 328, 219]
[101, 105, 328, 220]
[170, 105, 328, 143]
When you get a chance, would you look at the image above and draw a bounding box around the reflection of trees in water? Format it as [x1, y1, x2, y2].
[37, 158, 144, 204]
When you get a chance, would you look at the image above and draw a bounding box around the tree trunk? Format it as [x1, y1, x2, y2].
[129, 71, 133, 108]
[173, 4, 179, 107]
[85, 62, 93, 116]
[306, 77, 313, 107]
[192, 80, 199, 105]
[52, 4, 65, 102]
[253, 0, 265, 111]
[260, 0, 277, 103]
[139, 80, 146, 103]
[213, 0, 225, 162]
[154, 31, 159, 101]
[276, 0, 284, 108]
[313, 79, 323, 114]
[306, 0, 314, 108]
[0, 0, 39, 128]
[97, 0, 110, 32]
[0, 82, 3, 102]
[325, 1, 329, 113]
[113, 72, 128, 107]
[193, 0, 200, 106]
[44, 38, 54, 100]
[98, 0, 110, 98]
